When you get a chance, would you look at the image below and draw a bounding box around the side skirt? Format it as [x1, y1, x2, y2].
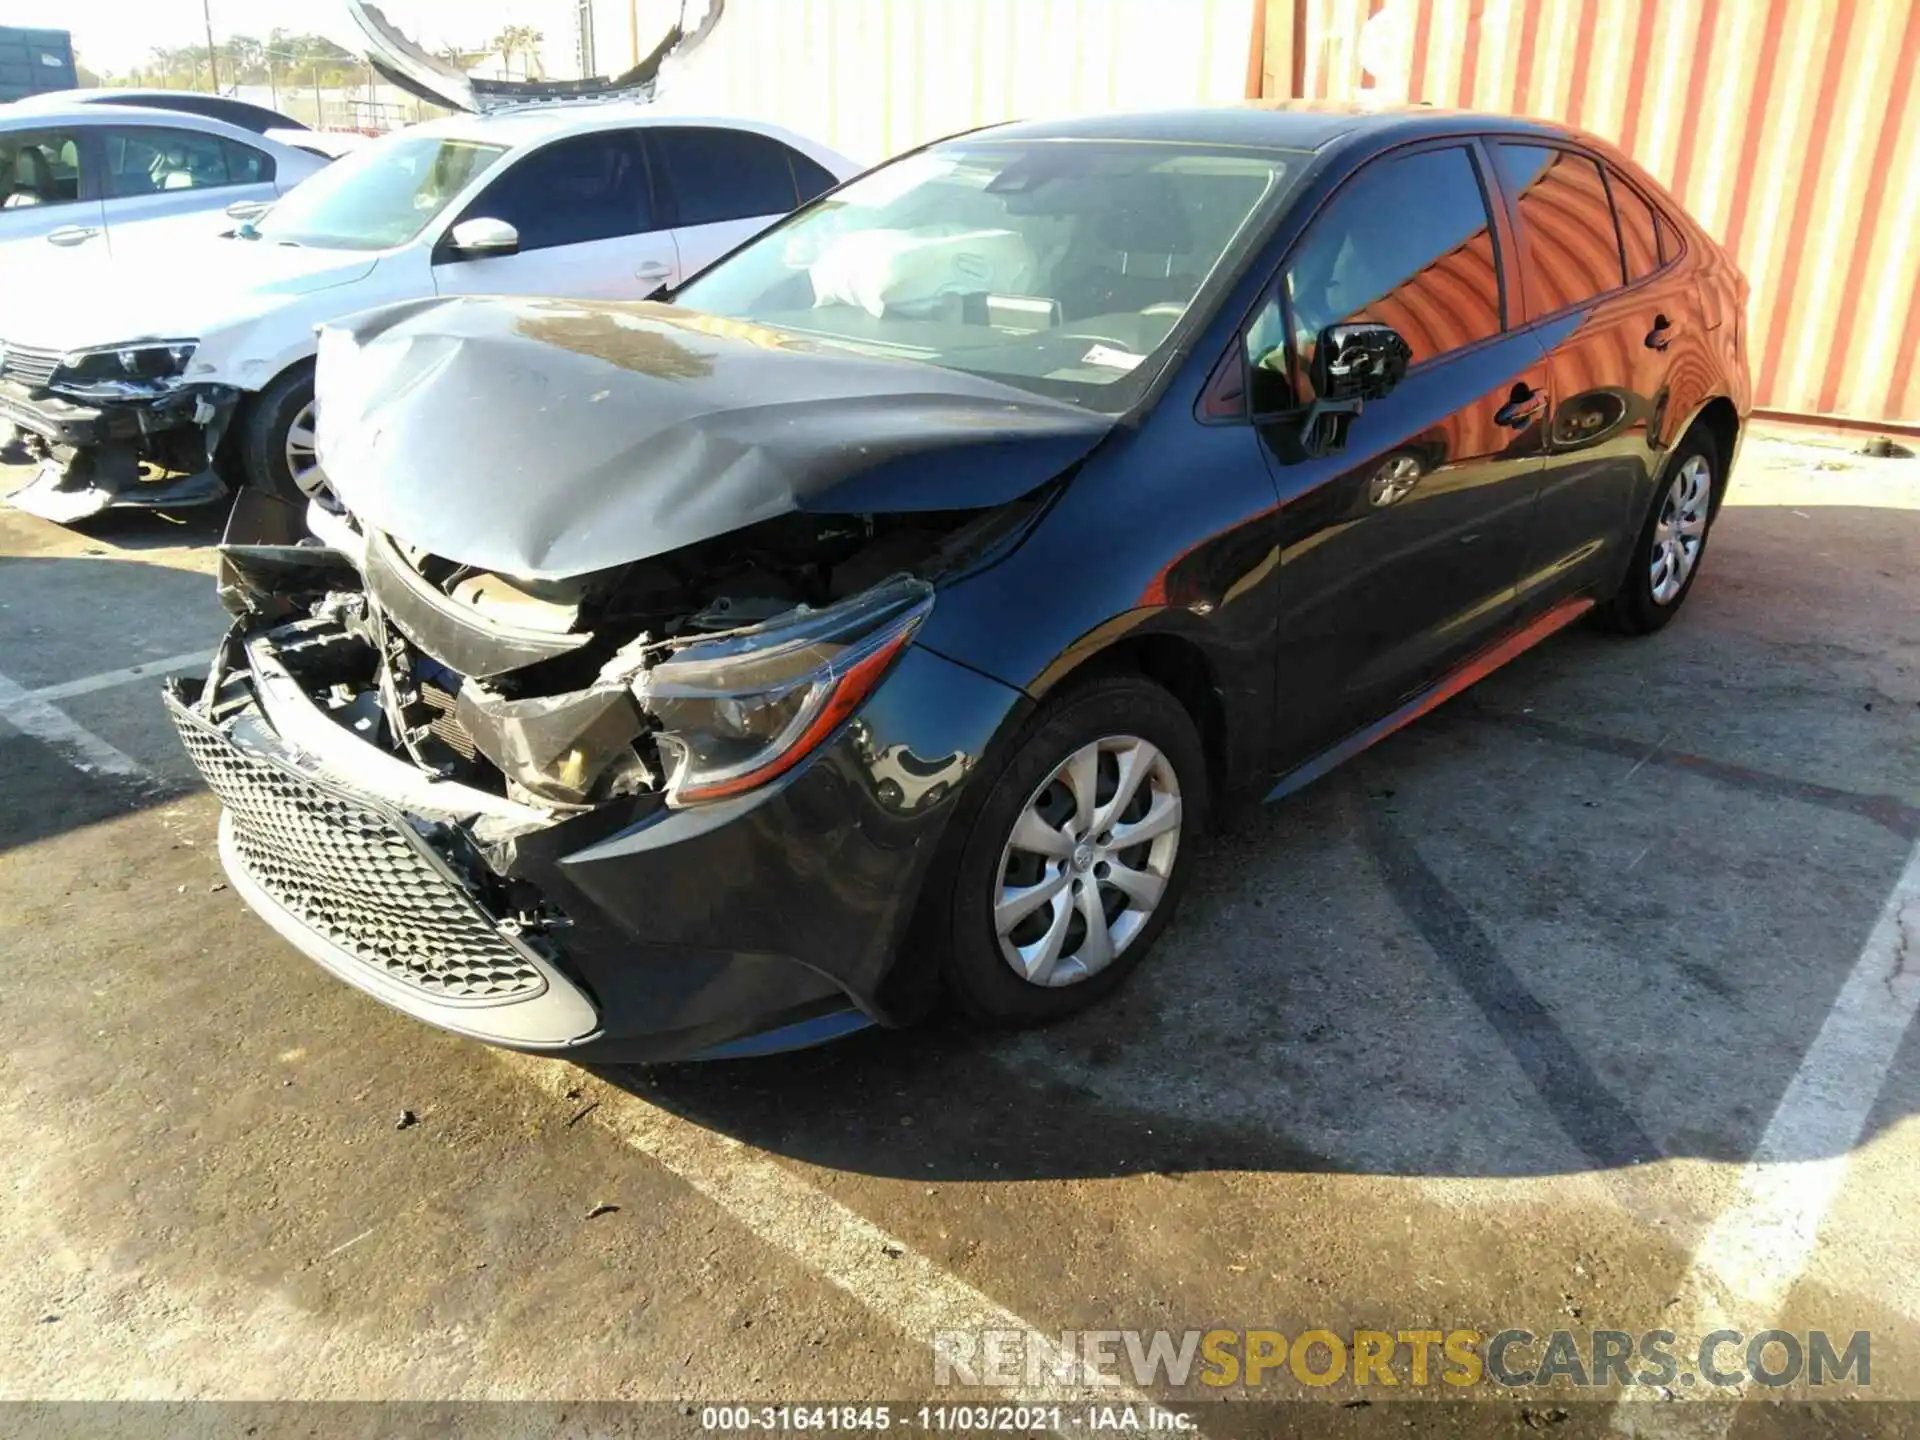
[1266, 596, 1596, 803]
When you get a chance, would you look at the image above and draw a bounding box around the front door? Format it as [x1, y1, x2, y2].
[433, 130, 681, 301]
[1252, 141, 1551, 767]
[0, 127, 108, 268]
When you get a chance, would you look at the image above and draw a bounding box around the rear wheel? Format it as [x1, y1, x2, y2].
[941, 675, 1207, 1026]
[1596, 428, 1720, 635]
[238, 362, 324, 504]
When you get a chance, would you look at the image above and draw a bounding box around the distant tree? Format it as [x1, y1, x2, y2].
[112, 33, 361, 96]
[221, 35, 268, 85]
[488, 24, 545, 80]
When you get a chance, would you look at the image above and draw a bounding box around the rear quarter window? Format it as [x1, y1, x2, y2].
[1608, 168, 1661, 281]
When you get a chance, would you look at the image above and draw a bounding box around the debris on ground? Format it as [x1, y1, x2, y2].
[395, 1109, 418, 1130]
[586, 1202, 620, 1220]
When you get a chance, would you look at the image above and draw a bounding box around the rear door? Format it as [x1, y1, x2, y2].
[1252, 140, 1552, 765]
[96, 124, 280, 255]
[0, 126, 108, 263]
[1489, 142, 1699, 611]
[433, 129, 679, 299]
[646, 126, 832, 279]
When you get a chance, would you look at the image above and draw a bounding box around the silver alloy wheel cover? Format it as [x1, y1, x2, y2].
[284, 401, 325, 498]
[1369, 453, 1422, 507]
[1649, 453, 1711, 604]
[993, 734, 1183, 987]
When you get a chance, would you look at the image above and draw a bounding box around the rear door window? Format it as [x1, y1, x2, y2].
[102, 126, 250, 197]
[1495, 143, 1627, 314]
[1608, 168, 1661, 281]
[460, 131, 657, 250]
[651, 127, 802, 225]
[1274, 142, 1505, 400]
[1, 130, 83, 207]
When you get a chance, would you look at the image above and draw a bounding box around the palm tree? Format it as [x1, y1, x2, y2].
[488, 24, 545, 81]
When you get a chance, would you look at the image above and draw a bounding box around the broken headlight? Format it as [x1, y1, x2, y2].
[637, 576, 933, 806]
[52, 341, 198, 401]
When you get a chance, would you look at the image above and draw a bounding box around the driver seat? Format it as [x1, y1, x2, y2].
[7, 146, 53, 207]
[1060, 177, 1194, 319]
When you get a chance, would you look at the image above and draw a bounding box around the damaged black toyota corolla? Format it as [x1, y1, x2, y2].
[167, 107, 1750, 1060]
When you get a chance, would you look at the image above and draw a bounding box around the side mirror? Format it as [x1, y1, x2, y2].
[447, 217, 520, 258]
[1312, 322, 1411, 401]
[1294, 322, 1412, 458]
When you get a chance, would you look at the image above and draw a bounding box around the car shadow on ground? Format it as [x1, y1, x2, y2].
[63, 503, 232, 552]
[611, 495, 1920, 1183]
[0, 459, 235, 554]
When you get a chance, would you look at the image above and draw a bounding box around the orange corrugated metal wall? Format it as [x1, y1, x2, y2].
[1267, 0, 1920, 427]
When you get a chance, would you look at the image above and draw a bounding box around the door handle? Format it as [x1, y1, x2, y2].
[1495, 383, 1548, 428]
[47, 226, 101, 247]
[1645, 313, 1675, 350]
[634, 261, 673, 281]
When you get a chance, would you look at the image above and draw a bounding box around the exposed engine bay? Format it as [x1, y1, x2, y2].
[215, 494, 1026, 816]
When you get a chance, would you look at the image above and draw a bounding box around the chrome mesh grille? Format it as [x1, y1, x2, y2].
[0, 344, 62, 391]
[166, 694, 547, 1003]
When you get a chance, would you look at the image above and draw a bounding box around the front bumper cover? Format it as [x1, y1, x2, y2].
[2, 381, 239, 522]
[166, 629, 1029, 1062]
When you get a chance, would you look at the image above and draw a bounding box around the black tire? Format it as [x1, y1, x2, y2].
[1595, 426, 1722, 635]
[940, 673, 1208, 1027]
[238, 361, 317, 504]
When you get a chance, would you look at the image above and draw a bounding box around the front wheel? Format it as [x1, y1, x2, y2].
[238, 362, 324, 504]
[1596, 429, 1721, 635]
[940, 674, 1207, 1027]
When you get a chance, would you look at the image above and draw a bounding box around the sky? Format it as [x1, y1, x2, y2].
[0, 0, 589, 78]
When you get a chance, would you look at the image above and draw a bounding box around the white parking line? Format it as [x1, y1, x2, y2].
[21, 650, 210, 704]
[1613, 837, 1920, 1434]
[0, 670, 149, 780]
[502, 1055, 1184, 1431]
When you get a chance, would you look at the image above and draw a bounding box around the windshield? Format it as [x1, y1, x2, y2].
[255, 136, 506, 251]
[674, 140, 1297, 410]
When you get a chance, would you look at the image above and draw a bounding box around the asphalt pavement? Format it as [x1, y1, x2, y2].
[0, 430, 1915, 1437]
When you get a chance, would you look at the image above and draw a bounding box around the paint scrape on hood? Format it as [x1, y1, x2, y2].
[315, 296, 1114, 580]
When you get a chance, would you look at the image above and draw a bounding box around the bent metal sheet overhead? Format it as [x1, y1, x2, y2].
[1264, 0, 1920, 430]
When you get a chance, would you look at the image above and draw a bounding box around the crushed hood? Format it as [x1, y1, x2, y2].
[315, 296, 1114, 580]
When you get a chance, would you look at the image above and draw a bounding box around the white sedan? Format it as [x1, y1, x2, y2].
[0, 105, 860, 520]
[0, 103, 329, 267]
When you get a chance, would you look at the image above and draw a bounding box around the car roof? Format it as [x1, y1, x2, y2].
[0, 101, 311, 155]
[980, 102, 1577, 153]
[41, 87, 306, 129]
[394, 104, 859, 168]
